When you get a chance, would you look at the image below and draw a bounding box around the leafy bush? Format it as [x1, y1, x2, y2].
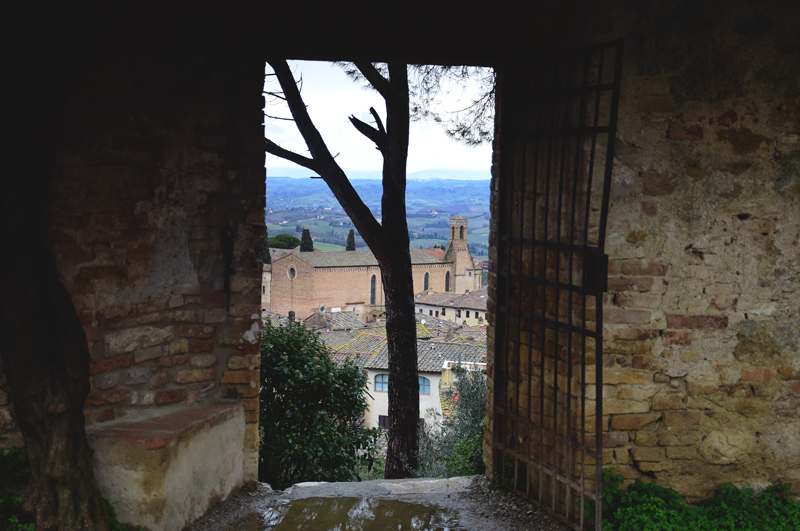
[416, 365, 486, 478]
[588, 468, 800, 531]
[259, 318, 380, 489]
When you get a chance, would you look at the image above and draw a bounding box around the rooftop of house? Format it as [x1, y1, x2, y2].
[415, 289, 489, 310]
[354, 340, 487, 373]
[304, 311, 366, 331]
[273, 249, 443, 268]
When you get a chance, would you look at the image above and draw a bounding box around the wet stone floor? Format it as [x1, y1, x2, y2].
[227, 497, 462, 531]
[189, 477, 570, 531]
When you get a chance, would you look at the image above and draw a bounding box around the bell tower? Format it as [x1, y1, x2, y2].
[443, 216, 480, 293]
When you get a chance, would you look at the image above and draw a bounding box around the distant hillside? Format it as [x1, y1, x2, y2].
[264, 177, 491, 260]
[266, 177, 490, 212]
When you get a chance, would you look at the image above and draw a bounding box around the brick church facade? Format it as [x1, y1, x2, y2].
[265, 217, 482, 321]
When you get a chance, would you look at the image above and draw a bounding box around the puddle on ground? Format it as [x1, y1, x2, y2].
[226, 497, 462, 531]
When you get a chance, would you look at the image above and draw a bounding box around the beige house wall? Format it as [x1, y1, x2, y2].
[364, 369, 443, 429]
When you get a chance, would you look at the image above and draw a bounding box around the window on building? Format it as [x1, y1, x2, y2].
[429, 310, 433, 316]
[459, 226, 464, 239]
[466, 311, 470, 318]
[378, 415, 390, 429]
[419, 308, 423, 313]
[441, 308, 446, 316]
[262, 286, 265, 294]
[289, 267, 296, 278]
[375, 374, 388, 392]
[445, 271, 450, 292]
[424, 272, 429, 290]
[457, 309, 461, 318]
[435, 311, 439, 317]
[370, 274, 376, 305]
[418, 376, 430, 394]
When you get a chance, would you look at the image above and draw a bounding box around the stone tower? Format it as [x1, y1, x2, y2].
[443, 216, 481, 293]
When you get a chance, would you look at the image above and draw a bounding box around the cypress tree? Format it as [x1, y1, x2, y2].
[300, 228, 314, 252]
[262, 225, 271, 264]
[346, 229, 356, 251]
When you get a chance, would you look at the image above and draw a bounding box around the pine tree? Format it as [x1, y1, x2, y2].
[300, 228, 314, 252]
[346, 229, 356, 251]
[262, 224, 271, 264]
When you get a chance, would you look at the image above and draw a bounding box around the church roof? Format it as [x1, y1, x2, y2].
[274, 249, 442, 268]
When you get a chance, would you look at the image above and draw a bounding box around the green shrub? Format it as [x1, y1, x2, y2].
[416, 366, 486, 478]
[589, 468, 800, 531]
[259, 318, 380, 489]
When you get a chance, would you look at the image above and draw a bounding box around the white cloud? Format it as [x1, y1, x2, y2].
[264, 61, 492, 177]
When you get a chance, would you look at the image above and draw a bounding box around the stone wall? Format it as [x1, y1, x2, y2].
[598, 2, 800, 499]
[0, 11, 265, 483]
[486, 1, 800, 503]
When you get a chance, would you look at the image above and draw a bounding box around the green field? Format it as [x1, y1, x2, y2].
[313, 242, 345, 251]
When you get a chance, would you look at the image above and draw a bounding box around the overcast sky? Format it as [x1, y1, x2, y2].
[263, 61, 493, 179]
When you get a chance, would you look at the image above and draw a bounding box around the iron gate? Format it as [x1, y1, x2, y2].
[492, 39, 623, 530]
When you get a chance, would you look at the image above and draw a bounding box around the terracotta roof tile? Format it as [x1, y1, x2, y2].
[274, 249, 441, 268]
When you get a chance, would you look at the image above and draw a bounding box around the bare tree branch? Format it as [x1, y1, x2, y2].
[353, 61, 406, 106]
[266, 59, 384, 252]
[370, 107, 386, 135]
[348, 114, 388, 154]
[263, 139, 318, 172]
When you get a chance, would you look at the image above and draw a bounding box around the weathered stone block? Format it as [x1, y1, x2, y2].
[617, 328, 659, 341]
[159, 355, 189, 368]
[90, 355, 132, 375]
[662, 410, 700, 426]
[608, 277, 654, 292]
[652, 393, 684, 410]
[125, 368, 149, 385]
[189, 340, 214, 353]
[604, 399, 651, 415]
[104, 326, 174, 357]
[665, 315, 728, 330]
[179, 325, 215, 339]
[666, 446, 697, 460]
[203, 308, 228, 323]
[100, 373, 120, 390]
[168, 339, 189, 355]
[741, 367, 778, 382]
[632, 446, 665, 462]
[220, 370, 258, 385]
[174, 369, 215, 384]
[636, 431, 659, 447]
[86, 388, 131, 406]
[134, 346, 162, 364]
[663, 330, 693, 346]
[190, 355, 216, 368]
[605, 369, 653, 385]
[150, 373, 167, 389]
[228, 355, 259, 370]
[155, 389, 186, 405]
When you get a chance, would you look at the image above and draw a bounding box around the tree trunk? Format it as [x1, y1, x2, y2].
[0, 243, 111, 530]
[2, 30, 111, 521]
[381, 252, 420, 478]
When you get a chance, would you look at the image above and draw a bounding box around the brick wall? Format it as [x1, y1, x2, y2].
[0, 12, 265, 481]
[487, 1, 800, 503]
